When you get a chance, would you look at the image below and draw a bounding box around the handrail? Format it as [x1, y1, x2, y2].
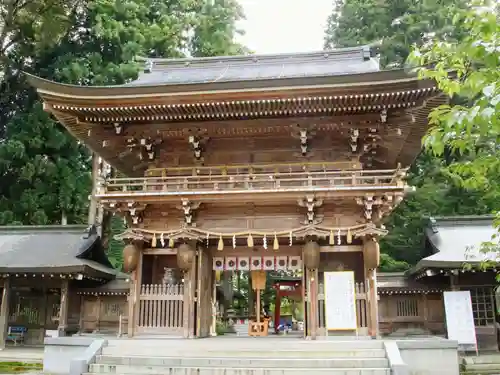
[110, 168, 404, 183]
[145, 160, 363, 177]
[98, 168, 406, 196]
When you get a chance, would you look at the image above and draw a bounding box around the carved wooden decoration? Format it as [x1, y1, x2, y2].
[298, 195, 323, 225]
[126, 136, 162, 161]
[292, 126, 316, 158]
[349, 128, 359, 153]
[188, 135, 209, 162]
[175, 199, 201, 226]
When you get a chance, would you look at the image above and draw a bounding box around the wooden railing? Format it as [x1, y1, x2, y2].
[146, 161, 362, 177]
[137, 284, 184, 335]
[97, 168, 406, 198]
[317, 282, 368, 335]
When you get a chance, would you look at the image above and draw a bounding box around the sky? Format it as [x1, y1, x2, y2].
[236, 0, 334, 55]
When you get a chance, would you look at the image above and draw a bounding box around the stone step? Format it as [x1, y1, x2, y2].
[99, 348, 386, 359]
[84, 367, 390, 375]
[463, 363, 500, 372]
[464, 354, 500, 364]
[103, 339, 384, 354]
[92, 357, 388, 370]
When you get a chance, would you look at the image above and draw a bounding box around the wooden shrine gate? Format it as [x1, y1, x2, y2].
[137, 284, 184, 335]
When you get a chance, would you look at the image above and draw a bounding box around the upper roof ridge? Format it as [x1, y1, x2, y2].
[138, 46, 374, 71]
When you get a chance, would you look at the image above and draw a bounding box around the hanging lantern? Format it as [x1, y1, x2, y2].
[177, 243, 196, 270]
[122, 243, 139, 273]
[363, 237, 380, 269]
[303, 241, 320, 270]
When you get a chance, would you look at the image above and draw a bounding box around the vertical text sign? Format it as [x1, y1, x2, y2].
[324, 271, 357, 331]
[443, 291, 477, 351]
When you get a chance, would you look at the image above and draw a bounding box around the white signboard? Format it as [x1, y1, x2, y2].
[324, 271, 357, 331]
[443, 291, 478, 352]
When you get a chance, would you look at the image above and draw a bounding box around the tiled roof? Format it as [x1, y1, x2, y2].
[0, 225, 117, 278]
[128, 46, 379, 86]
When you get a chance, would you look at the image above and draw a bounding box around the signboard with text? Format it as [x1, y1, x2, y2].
[324, 271, 357, 331]
[443, 291, 478, 352]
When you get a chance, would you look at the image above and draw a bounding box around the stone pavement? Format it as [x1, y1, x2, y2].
[0, 347, 44, 363]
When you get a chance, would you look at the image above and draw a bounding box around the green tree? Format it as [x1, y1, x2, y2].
[325, 0, 498, 267]
[0, 0, 246, 228]
[324, 0, 466, 68]
[408, 0, 500, 233]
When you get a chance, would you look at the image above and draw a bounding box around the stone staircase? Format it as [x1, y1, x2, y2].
[85, 337, 391, 375]
[461, 354, 500, 374]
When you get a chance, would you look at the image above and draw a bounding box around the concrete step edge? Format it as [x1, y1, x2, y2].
[84, 368, 391, 374]
[95, 357, 388, 363]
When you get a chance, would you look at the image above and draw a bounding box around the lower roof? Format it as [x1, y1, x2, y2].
[409, 216, 498, 275]
[0, 225, 118, 278]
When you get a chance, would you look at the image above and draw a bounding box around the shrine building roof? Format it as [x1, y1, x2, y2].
[127, 46, 380, 87]
[0, 225, 118, 279]
[26, 46, 445, 175]
[409, 216, 498, 275]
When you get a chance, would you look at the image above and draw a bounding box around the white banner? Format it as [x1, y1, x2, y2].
[443, 291, 477, 352]
[324, 271, 357, 331]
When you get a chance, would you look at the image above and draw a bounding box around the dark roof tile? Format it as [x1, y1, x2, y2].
[127, 46, 380, 87]
[0, 225, 117, 277]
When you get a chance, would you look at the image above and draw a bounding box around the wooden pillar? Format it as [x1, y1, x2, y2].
[303, 240, 320, 340]
[127, 272, 136, 337]
[367, 269, 379, 338]
[87, 153, 100, 226]
[183, 259, 196, 338]
[308, 268, 319, 339]
[78, 295, 85, 334]
[58, 279, 69, 336]
[0, 279, 11, 350]
[178, 242, 197, 339]
[422, 293, 429, 330]
[211, 272, 217, 337]
[450, 274, 459, 291]
[274, 287, 281, 333]
[133, 247, 143, 333]
[363, 236, 380, 338]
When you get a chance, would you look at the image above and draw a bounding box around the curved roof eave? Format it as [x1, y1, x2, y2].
[24, 69, 428, 101]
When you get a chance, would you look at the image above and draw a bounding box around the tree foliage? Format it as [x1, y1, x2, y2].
[324, 0, 498, 269]
[324, 0, 467, 68]
[0, 0, 245, 231]
[408, 0, 500, 243]
[409, 1, 500, 193]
